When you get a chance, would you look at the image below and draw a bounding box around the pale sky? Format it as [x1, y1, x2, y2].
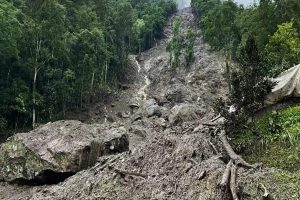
[235, 0, 256, 6]
[177, 0, 255, 9]
[177, 0, 191, 9]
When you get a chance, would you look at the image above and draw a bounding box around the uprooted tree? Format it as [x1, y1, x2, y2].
[209, 37, 275, 199]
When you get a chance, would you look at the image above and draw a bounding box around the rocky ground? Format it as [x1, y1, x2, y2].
[0, 8, 297, 200]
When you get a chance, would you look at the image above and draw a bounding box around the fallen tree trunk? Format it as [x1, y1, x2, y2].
[209, 160, 233, 200]
[220, 160, 233, 189]
[230, 164, 238, 200]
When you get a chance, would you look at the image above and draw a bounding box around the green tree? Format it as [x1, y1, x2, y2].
[133, 19, 146, 55]
[266, 22, 300, 72]
[185, 29, 197, 65]
[21, 0, 66, 128]
[201, 0, 240, 55]
[216, 37, 274, 135]
[0, 1, 21, 59]
[0, 0, 176, 132]
[167, 16, 183, 68]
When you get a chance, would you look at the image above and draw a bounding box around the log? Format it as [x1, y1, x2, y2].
[209, 141, 219, 154]
[211, 114, 221, 122]
[220, 160, 233, 188]
[230, 164, 239, 200]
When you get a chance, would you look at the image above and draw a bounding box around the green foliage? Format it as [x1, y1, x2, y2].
[131, 0, 177, 51]
[0, 0, 21, 58]
[167, 16, 183, 68]
[275, 171, 300, 199]
[266, 22, 300, 75]
[185, 29, 196, 65]
[192, 0, 300, 74]
[233, 105, 300, 170]
[133, 19, 146, 54]
[215, 37, 274, 135]
[201, 0, 240, 53]
[0, 0, 177, 130]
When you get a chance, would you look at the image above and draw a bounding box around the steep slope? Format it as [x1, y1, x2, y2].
[0, 8, 297, 200]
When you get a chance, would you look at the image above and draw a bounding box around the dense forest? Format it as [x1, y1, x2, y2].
[192, 0, 300, 75]
[191, 0, 300, 134]
[0, 0, 177, 130]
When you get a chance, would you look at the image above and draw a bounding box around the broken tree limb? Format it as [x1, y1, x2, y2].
[211, 114, 221, 122]
[202, 122, 220, 127]
[230, 164, 239, 200]
[210, 160, 233, 200]
[184, 163, 194, 173]
[198, 170, 206, 181]
[188, 158, 198, 165]
[220, 160, 233, 188]
[220, 130, 257, 168]
[209, 141, 219, 154]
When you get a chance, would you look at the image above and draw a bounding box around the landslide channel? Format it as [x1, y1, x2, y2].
[1, 8, 296, 200]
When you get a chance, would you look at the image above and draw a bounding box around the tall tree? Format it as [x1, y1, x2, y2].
[167, 16, 183, 68]
[185, 29, 197, 65]
[266, 22, 300, 74]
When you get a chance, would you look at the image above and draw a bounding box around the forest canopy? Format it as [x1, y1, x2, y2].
[0, 0, 177, 130]
[191, 0, 300, 75]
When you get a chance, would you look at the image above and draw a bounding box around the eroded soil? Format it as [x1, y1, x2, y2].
[0, 8, 296, 200]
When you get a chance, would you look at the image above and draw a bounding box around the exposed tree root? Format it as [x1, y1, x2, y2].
[220, 130, 258, 168]
[207, 129, 262, 199]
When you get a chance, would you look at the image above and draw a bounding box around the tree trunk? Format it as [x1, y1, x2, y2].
[90, 71, 95, 104]
[105, 61, 108, 85]
[32, 39, 41, 129]
[32, 67, 37, 129]
[7, 67, 10, 86]
[91, 71, 95, 91]
[139, 42, 141, 56]
[80, 79, 83, 109]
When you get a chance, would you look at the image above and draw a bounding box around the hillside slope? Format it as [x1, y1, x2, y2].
[0, 8, 297, 200]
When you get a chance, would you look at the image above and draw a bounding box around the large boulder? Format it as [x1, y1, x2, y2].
[169, 104, 203, 125]
[0, 120, 129, 182]
[144, 99, 161, 118]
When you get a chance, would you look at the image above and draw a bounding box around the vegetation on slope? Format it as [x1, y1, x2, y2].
[191, 0, 300, 134]
[192, 0, 300, 184]
[0, 0, 177, 130]
[234, 105, 300, 170]
[191, 0, 300, 76]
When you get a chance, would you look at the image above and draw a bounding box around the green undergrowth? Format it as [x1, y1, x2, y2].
[271, 170, 300, 199]
[233, 105, 300, 171]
